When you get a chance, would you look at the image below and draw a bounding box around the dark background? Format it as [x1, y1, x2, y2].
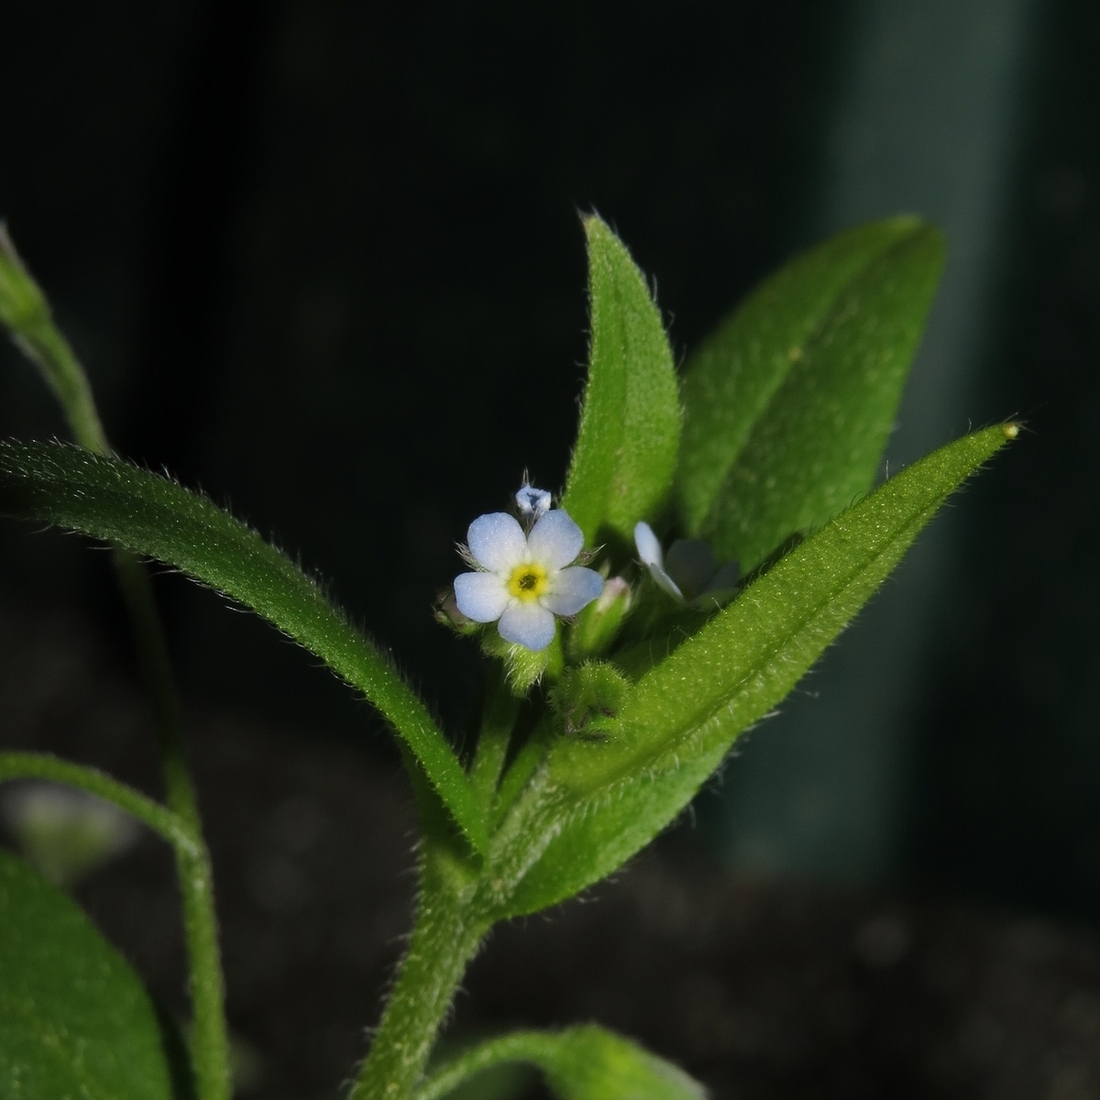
[2, 1, 1099, 1096]
[0, 0, 834, 741]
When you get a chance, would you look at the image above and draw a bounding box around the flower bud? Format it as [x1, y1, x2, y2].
[550, 661, 630, 741]
[433, 587, 480, 635]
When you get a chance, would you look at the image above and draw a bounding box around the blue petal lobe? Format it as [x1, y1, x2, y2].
[467, 512, 526, 572]
[542, 567, 604, 616]
[527, 510, 584, 570]
[498, 601, 556, 651]
[454, 572, 510, 622]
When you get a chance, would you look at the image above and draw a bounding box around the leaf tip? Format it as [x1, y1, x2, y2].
[1002, 421, 1021, 440]
[581, 212, 615, 250]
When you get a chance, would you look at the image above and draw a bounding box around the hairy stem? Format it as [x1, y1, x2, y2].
[469, 666, 519, 806]
[114, 553, 229, 1100]
[351, 884, 488, 1100]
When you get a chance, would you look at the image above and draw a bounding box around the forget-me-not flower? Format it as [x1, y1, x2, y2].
[454, 494, 603, 651]
[514, 483, 552, 519]
[634, 521, 740, 603]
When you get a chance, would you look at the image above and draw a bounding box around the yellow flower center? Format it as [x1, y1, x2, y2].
[507, 562, 549, 601]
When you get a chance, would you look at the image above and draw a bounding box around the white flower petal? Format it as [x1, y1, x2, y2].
[498, 600, 556, 651]
[515, 484, 552, 518]
[666, 539, 716, 599]
[467, 512, 526, 572]
[633, 521, 664, 569]
[527, 509, 584, 570]
[647, 562, 685, 602]
[453, 572, 510, 622]
[542, 566, 604, 616]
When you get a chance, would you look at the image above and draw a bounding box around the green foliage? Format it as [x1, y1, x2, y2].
[2, 222, 229, 1100]
[428, 1058, 533, 1100]
[0, 212, 1017, 1100]
[0, 442, 487, 855]
[483, 424, 1015, 917]
[0, 225, 45, 329]
[0, 752, 196, 856]
[562, 216, 680, 550]
[549, 661, 631, 739]
[565, 576, 632, 660]
[537, 1028, 705, 1100]
[0, 848, 179, 1100]
[416, 1026, 704, 1100]
[677, 217, 945, 569]
[480, 628, 563, 697]
[0, 223, 109, 453]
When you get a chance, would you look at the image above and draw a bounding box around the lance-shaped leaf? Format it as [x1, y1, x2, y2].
[0, 442, 487, 854]
[562, 216, 680, 548]
[0, 849, 179, 1100]
[416, 1026, 705, 1100]
[486, 424, 1016, 916]
[677, 217, 944, 570]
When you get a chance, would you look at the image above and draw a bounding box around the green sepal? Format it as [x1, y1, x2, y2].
[480, 629, 564, 696]
[549, 662, 631, 740]
[678, 217, 944, 570]
[0, 848, 180, 1100]
[562, 217, 681, 551]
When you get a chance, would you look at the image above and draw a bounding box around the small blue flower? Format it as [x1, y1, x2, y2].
[515, 483, 552, 519]
[634, 521, 740, 603]
[455, 502, 603, 651]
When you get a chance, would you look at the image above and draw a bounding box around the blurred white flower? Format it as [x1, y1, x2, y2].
[634, 521, 740, 604]
[1, 782, 140, 887]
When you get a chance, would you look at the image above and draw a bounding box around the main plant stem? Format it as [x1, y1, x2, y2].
[351, 884, 487, 1100]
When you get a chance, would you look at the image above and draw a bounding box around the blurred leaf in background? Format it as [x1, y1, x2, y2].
[0, 848, 182, 1100]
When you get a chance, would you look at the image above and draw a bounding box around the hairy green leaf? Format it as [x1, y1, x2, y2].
[0, 442, 487, 854]
[487, 424, 1015, 915]
[0, 848, 178, 1100]
[562, 216, 680, 548]
[416, 1026, 704, 1100]
[678, 218, 944, 569]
